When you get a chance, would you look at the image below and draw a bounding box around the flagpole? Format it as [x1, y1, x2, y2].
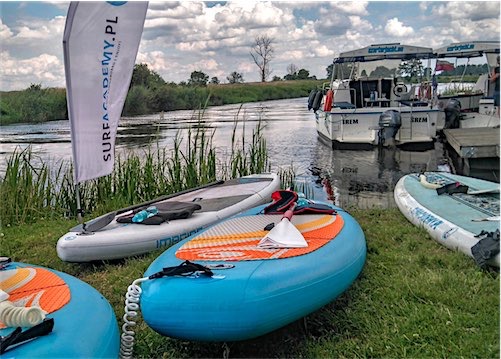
[75, 183, 84, 224]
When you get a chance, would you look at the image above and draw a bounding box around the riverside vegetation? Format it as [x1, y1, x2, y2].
[0, 116, 499, 358]
[0, 78, 323, 125]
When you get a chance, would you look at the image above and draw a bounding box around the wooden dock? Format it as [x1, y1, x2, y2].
[442, 127, 499, 181]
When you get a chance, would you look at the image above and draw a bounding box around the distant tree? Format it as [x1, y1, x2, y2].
[297, 68, 310, 80]
[210, 77, 220, 84]
[272, 76, 282, 81]
[397, 59, 424, 80]
[250, 35, 274, 82]
[188, 71, 209, 86]
[361, 69, 368, 77]
[131, 63, 165, 88]
[284, 68, 312, 80]
[227, 71, 244, 84]
[27, 83, 42, 91]
[123, 85, 149, 115]
[287, 63, 298, 77]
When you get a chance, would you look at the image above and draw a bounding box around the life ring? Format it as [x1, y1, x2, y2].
[323, 89, 334, 112]
[393, 84, 408, 97]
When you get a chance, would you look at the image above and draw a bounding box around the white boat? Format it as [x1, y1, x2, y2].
[434, 41, 500, 129]
[309, 43, 444, 149]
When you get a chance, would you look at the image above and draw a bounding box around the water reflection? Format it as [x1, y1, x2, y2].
[310, 140, 446, 209]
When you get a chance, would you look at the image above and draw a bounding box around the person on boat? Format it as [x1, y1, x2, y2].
[491, 55, 500, 117]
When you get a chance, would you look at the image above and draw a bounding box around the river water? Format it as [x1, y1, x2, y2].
[0, 97, 473, 209]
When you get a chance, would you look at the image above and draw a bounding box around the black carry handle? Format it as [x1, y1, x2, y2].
[0, 318, 55, 354]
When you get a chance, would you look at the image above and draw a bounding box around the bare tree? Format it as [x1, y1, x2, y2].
[287, 63, 298, 76]
[250, 35, 274, 82]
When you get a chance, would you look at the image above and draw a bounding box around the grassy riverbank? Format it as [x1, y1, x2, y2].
[0, 79, 323, 125]
[1, 207, 498, 358]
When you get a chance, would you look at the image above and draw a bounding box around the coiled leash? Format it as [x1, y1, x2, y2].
[0, 258, 54, 354]
[119, 260, 232, 359]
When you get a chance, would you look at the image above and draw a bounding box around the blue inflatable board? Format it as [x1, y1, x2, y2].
[141, 200, 366, 341]
[0, 262, 119, 358]
[395, 172, 500, 267]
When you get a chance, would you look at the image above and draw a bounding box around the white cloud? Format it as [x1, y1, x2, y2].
[191, 58, 219, 72]
[0, 20, 13, 40]
[329, 1, 369, 16]
[384, 18, 414, 37]
[312, 45, 334, 58]
[419, 2, 429, 12]
[431, 1, 500, 21]
[349, 16, 373, 32]
[237, 62, 255, 76]
[1, 51, 63, 90]
[277, 50, 304, 61]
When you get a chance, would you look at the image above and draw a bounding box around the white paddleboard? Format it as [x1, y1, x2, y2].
[57, 173, 280, 262]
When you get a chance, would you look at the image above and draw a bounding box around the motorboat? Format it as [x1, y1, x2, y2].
[309, 43, 444, 149]
[434, 41, 500, 129]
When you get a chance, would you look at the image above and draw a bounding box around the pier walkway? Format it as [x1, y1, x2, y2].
[443, 127, 499, 182]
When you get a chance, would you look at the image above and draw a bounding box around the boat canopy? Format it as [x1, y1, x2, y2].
[434, 41, 500, 58]
[333, 43, 434, 64]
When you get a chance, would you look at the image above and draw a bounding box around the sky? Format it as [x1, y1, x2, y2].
[0, 1, 500, 91]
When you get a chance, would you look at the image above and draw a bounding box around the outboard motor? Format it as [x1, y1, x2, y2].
[378, 110, 402, 147]
[443, 98, 461, 129]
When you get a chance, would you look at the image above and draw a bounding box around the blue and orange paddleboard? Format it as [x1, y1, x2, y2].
[140, 199, 367, 341]
[0, 262, 119, 358]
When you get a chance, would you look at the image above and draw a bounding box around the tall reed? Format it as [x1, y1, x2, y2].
[223, 105, 271, 179]
[0, 111, 279, 227]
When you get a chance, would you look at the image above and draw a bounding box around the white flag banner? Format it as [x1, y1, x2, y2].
[63, 1, 148, 183]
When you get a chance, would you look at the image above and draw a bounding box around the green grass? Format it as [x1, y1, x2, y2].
[1, 207, 498, 358]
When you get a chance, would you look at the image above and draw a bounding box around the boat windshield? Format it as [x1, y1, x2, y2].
[357, 59, 401, 79]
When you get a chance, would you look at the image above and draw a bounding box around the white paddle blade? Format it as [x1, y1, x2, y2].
[258, 218, 307, 248]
